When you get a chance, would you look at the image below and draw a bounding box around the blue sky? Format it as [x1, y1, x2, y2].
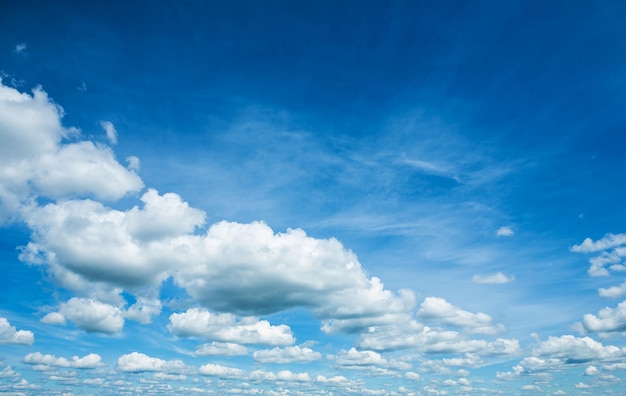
[1, 1, 626, 394]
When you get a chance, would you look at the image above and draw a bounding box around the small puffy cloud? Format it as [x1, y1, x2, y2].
[496, 226, 514, 237]
[195, 342, 248, 356]
[117, 352, 187, 373]
[418, 297, 505, 334]
[0, 317, 34, 345]
[100, 121, 117, 145]
[59, 298, 124, 334]
[404, 371, 421, 381]
[198, 363, 244, 379]
[0, 81, 143, 222]
[249, 369, 311, 382]
[571, 233, 626, 253]
[585, 365, 599, 375]
[168, 308, 294, 346]
[574, 382, 590, 389]
[23, 352, 103, 369]
[253, 345, 322, 364]
[571, 233, 626, 276]
[41, 312, 66, 326]
[124, 298, 162, 324]
[581, 301, 626, 333]
[599, 279, 626, 298]
[532, 335, 624, 363]
[14, 43, 27, 53]
[333, 348, 388, 369]
[126, 156, 140, 171]
[472, 272, 514, 284]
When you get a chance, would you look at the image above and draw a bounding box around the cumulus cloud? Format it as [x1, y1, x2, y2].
[253, 345, 322, 363]
[100, 120, 118, 145]
[585, 365, 598, 375]
[198, 363, 245, 379]
[571, 233, 626, 276]
[249, 369, 311, 382]
[0, 81, 142, 221]
[22, 352, 103, 369]
[40, 312, 66, 326]
[124, 298, 162, 324]
[0, 317, 34, 345]
[599, 279, 626, 298]
[168, 308, 294, 346]
[58, 298, 124, 334]
[333, 348, 388, 369]
[117, 352, 187, 373]
[418, 297, 505, 334]
[496, 226, 514, 237]
[581, 301, 626, 333]
[472, 272, 514, 284]
[194, 342, 248, 356]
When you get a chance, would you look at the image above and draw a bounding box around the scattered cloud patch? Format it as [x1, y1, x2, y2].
[418, 297, 505, 334]
[496, 226, 514, 237]
[58, 298, 124, 334]
[253, 345, 322, 363]
[23, 352, 103, 369]
[599, 279, 626, 298]
[198, 363, 244, 379]
[581, 301, 626, 333]
[100, 120, 118, 145]
[194, 342, 247, 356]
[117, 352, 187, 373]
[168, 308, 295, 346]
[0, 317, 34, 345]
[13, 43, 27, 54]
[472, 272, 514, 284]
[40, 312, 66, 326]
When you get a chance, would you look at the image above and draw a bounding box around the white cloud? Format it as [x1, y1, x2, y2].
[599, 279, 626, 298]
[23, 352, 103, 369]
[333, 348, 388, 369]
[581, 301, 626, 333]
[124, 298, 162, 324]
[574, 382, 590, 389]
[14, 43, 27, 53]
[572, 233, 626, 253]
[0, 81, 143, 221]
[0, 317, 34, 345]
[496, 226, 514, 237]
[168, 308, 294, 346]
[59, 298, 124, 334]
[100, 120, 118, 145]
[194, 342, 248, 356]
[198, 363, 244, 379]
[585, 365, 598, 375]
[418, 297, 505, 334]
[117, 352, 187, 373]
[249, 369, 311, 382]
[532, 335, 624, 363]
[41, 312, 66, 326]
[253, 345, 322, 363]
[404, 371, 421, 381]
[472, 272, 514, 284]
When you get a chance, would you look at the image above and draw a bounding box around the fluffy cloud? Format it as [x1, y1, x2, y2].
[168, 308, 294, 346]
[117, 352, 187, 373]
[58, 298, 124, 334]
[418, 297, 505, 334]
[198, 363, 245, 379]
[571, 233, 626, 276]
[249, 369, 311, 382]
[40, 312, 66, 326]
[100, 121, 117, 145]
[572, 233, 626, 253]
[532, 335, 624, 363]
[496, 226, 514, 237]
[472, 272, 514, 284]
[0, 318, 34, 345]
[0, 81, 142, 221]
[581, 301, 626, 333]
[333, 348, 388, 369]
[253, 345, 322, 363]
[358, 317, 519, 356]
[22, 352, 103, 369]
[194, 342, 248, 356]
[124, 298, 162, 324]
[599, 279, 626, 298]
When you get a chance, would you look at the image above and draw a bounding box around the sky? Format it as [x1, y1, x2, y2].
[1, 0, 626, 395]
